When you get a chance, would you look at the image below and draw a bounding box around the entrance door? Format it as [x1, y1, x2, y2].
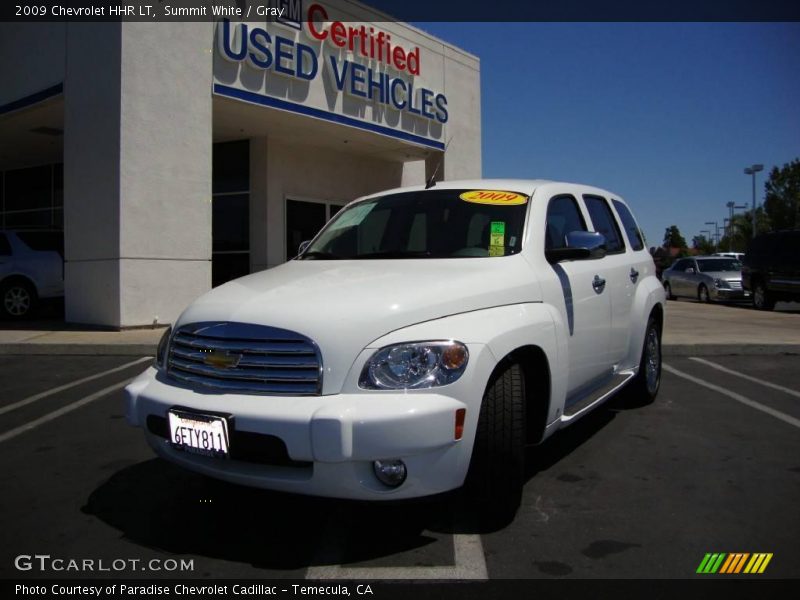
[286, 199, 344, 260]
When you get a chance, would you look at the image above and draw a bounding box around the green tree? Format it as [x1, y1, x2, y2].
[663, 225, 687, 249]
[764, 159, 800, 231]
[692, 234, 715, 255]
[718, 208, 770, 252]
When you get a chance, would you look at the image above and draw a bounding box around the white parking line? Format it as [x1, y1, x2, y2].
[663, 364, 800, 429]
[0, 379, 132, 444]
[688, 357, 800, 399]
[0, 356, 151, 416]
[305, 533, 488, 580]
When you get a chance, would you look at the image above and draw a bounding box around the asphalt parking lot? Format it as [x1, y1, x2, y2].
[0, 350, 798, 581]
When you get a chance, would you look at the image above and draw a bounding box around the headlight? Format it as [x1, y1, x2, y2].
[714, 278, 730, 289]
[359, 341, 469, 390]
[154, 326, 172, 369]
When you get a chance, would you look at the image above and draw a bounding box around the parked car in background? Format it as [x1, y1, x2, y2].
[662, 256, 747, 302]
[713, 252, 745, 261]
[0, 231, 64, 319]
[742, 230, 800, 310]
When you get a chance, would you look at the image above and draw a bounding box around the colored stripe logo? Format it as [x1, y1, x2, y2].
[697, 553, 773, 574]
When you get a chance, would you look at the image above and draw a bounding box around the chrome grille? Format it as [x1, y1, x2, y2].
[167, 322, 322, 395]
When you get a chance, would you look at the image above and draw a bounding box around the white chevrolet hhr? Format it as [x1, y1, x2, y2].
[125, 179, 665, 509]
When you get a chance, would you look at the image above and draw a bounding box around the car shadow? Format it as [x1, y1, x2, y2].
[84, 395, 642, 568]
[82, 458, 453, 571]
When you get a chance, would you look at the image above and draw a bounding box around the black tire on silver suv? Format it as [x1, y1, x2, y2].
[664, 282, 675, 300]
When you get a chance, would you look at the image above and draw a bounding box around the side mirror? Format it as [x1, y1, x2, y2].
[298, 240, 312, 255]
[546, 231, 607, 263]
[685, 267, 695, 274]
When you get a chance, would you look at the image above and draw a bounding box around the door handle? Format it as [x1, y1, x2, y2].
[630, 268, 639, 283]
[592, 275, 606, 294]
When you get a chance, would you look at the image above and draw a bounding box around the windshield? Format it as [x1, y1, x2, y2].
[696, 258, 741, 272]
[299, 189, 529, 259]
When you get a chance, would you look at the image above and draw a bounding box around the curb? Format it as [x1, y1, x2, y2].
[1, 343, 798, 357]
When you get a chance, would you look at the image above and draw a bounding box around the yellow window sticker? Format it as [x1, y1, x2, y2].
[460, 190, 528, 206]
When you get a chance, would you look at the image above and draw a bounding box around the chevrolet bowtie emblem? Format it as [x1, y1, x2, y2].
[203, 350, 242, 369]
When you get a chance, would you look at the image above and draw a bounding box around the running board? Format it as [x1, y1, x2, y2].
[561, 372, 635, 422]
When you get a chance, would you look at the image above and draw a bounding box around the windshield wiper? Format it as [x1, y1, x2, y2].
[355, 250, 432, 259]
[298, 251, 344, 260]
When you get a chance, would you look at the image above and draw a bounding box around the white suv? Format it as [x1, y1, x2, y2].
[125, 180, 665, 509]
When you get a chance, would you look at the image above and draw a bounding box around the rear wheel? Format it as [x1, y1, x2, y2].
[464, 361, 525, 519]
[625, 315, 662, 405]
[1, 280, 37, 319]
[697, 284, 710, 303]
[752, 281, 776, 311]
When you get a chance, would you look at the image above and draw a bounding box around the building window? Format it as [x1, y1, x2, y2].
[0, 163, 63, 233]
[286, 198, 345, 260]
[212, 140, 249, 287]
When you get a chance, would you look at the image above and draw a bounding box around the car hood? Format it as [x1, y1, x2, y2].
[703, 270, 742, 280]
[176, 257, 540, 393]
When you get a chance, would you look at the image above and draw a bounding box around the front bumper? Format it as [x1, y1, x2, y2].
[711, 287, 750, 301]
[124, 367, 475, 500]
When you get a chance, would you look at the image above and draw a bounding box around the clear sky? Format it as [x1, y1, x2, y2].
[414, 22, 800, 248]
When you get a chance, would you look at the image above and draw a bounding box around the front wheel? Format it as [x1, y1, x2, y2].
[697, 284, 711, 303]
[664, 282, 675, 300]
[626, 315, 662, 405]
[464, 361, 525, 518]
[752, 282, 776, 311]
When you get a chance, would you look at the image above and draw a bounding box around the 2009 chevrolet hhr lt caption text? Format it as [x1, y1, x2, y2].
[125, 179, 665, 509]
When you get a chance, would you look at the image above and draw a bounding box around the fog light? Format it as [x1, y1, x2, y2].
[373, 459, 407, 487]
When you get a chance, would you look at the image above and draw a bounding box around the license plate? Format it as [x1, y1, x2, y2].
[168, 410, 230, 458]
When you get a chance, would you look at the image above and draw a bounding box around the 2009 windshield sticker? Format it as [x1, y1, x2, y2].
[460, 190, 528, 206]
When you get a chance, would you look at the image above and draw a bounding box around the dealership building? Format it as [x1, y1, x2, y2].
[0, 1, 481, 327]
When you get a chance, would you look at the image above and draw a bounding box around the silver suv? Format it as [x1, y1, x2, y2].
[0, 231, 64, 319]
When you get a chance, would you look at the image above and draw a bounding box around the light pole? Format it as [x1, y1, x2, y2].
[725, 201, 748, 251]
[704, 221, 719, 252]
[700, 229, 712, 252]
[743, 164, 763, 239]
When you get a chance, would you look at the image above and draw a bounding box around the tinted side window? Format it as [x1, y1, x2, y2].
[672, 259, 687, 271]
[749, 234, 777, 256]
[16, 232, 64, 257]
[584, 195, 625, 254]
[776, 232, 800, 258]
[0, 233, 10, 256]
[545, 195, 587, 249]
[612, 199, 644, 251]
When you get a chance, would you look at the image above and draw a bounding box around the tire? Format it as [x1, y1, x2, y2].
[626, 315, 662, 405]
[697, 284, 711, 303]
[1, 279, 37, 319]
[752, 281, 776, 311]
[463, 361, 525, 518]
[663, 282, 675, 300]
